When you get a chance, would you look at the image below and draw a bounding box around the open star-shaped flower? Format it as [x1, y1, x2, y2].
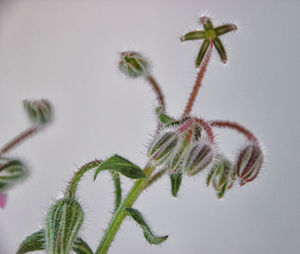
[181, 16, 237, 66]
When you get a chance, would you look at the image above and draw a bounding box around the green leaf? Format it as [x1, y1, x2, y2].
[125, 208, 168, 245]
[73, 237, 94, 254]
[181, 31, 205, 41]
[196, 39, 209, 67]
[155, 106, 176, 125]
[0, 181, 10, 192]
[215, 24, 237, 36]
[212, 37, 227, 63]
[94, 155, 145, 180]
[16, 229, 45, 254]
[170, 173, 183, 197]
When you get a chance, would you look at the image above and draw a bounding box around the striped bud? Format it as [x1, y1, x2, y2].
[119, 51, 148, 78]
[186, 143, 214, 176]
[235, 144, 263, 186]
[45, 198, 84, 254]
[207, 157, 234, 198]
[0, 158, 26, 183]
[149, 132, 179, 166]
[23, 99, 52, 125]
[167, 140, 189, 173]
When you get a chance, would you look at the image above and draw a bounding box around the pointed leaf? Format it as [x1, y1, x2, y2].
[16, 230, 45, 254]
[181, 31, 205, 41]
[94, 155, 145, 180]
[212, 37, 227, 63]
[73, 237, 93, 254]
[125, 207, 168, 245]
[196, 40, 209, 67]
[170, 173, 183, 197]
[203, 18, 214, 30]
[215, 24, 237, 36]
[155, 106, 176, 125]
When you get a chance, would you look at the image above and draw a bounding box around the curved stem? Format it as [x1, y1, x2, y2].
[182, 44, 212, 118]
[196, 118, 215, 143]
[65, 160, 102, 199]
[95, 164, 155, 254]
[0, 126, 38, 156]
[210, 120, 258, 144]
[146, 75, 166, 112]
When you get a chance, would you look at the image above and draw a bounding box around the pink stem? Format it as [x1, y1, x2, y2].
[196, 118, 215, 143]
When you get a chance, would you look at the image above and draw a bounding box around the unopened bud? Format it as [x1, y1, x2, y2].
[0, 158, 26, 183]
[45, 198, 84, 254]
[207, 157, 234, 198]
[119, 51, 148, 78]
[235, 144, 263, 186]
[23, 99, 52, 125]
[186, 143, 214, 176]
[149, 132, 179, 166]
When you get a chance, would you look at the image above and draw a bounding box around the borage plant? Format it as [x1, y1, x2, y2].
[17, 17, 264, 254]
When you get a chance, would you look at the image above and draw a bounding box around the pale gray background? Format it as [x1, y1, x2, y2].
[0, 0, 299, 253]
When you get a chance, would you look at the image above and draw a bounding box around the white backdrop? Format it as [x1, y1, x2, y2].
[0, 0, 300, 253]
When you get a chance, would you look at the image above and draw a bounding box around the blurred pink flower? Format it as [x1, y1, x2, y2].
[0, 193, 7, 209]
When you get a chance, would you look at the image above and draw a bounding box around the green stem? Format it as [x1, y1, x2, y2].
[65, 160, 102, 199]
[112, 172, 122, 212]
[95, 164, 155, 254]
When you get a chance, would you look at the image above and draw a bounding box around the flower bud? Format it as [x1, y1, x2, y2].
[167, 140, 190, 173]
[186, 143, 214, 176]
[119, 51, 149, 78]
[207, 157, 234, 198]
[235, 144, 263, 186]
[23, 99, 52, 125]
[45, 198, 84, 254]
[0, 158, 26, 183]
[149, 132, 179, 166]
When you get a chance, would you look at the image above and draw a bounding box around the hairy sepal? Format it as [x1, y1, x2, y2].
[16, 229, 45, 254]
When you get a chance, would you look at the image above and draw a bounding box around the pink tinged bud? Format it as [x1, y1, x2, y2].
[0, 193, 7, 209]
[235, 144, 263, 186]
[149, 132, 179, 166]
[186, 143, 214, 176]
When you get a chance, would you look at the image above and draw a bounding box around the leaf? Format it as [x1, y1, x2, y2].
[170, 173, 183, 197]
[125, 208, 168, 245]
[73, 237, 94, 254]
[94, 155, 145, 180]
[155, 106, 176, 125]
[16, 230, 45, 254]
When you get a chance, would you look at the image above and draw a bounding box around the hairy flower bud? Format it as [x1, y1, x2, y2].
[235, 144, 263, 186]
[149, 132, 179, 166]
[207, 157, 234, 198]
[45, 198, 84, 254]
[119, 51, 149, 78]
[186, 143, 214, 176]
[0, 158, 26, 183]
[23, 99, 52, 125]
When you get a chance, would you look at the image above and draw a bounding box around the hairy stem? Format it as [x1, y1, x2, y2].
[146, 75, 166, 112]
[65, 160, 102, 199]
[95, 164, 155, 254]
[210, 120, 258, 143]
[0, 126, 38, 156]
[144, 167, 168, 190]
[112, 172, 122, 212]
[182, 45, 212, 118]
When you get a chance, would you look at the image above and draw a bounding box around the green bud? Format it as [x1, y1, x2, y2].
[0, 158, 26, 183]
[23, 99, 52, 125]
[45, 198, 84, 254]
[149, 132, 179, 166]
[119, 51, 148, 78]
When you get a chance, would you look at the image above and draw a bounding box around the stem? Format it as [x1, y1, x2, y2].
[112, 172, 122, 212]
[65, 160, 102, 199]
[95, 164, 155, 254]
[182, 45, 212, 118]
[210, 120, 258, 144]
[0, 126, 38, 156]
[196, 118, 215, 143]
[146, 75, 166, 112]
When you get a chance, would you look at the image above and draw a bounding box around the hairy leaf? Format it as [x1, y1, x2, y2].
[73, 237, 94, 254]
[94, 155, 145, 180]
[170, 173, 183, 197]
[16, 230, 45, 254]
[125, 208, 168, 245]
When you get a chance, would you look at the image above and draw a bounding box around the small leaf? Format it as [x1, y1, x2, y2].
[181, 31, 205, 41]
[155, 106, 176, 125]
[73, 237, 94, 254]
[212, 37, 227, 63]
[215, 24, 237, 36]
[16, 229, 45, 254]
[94, 155, 145, 180]
[170, 173, 183, 197]
[125, 207, 168, 245]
